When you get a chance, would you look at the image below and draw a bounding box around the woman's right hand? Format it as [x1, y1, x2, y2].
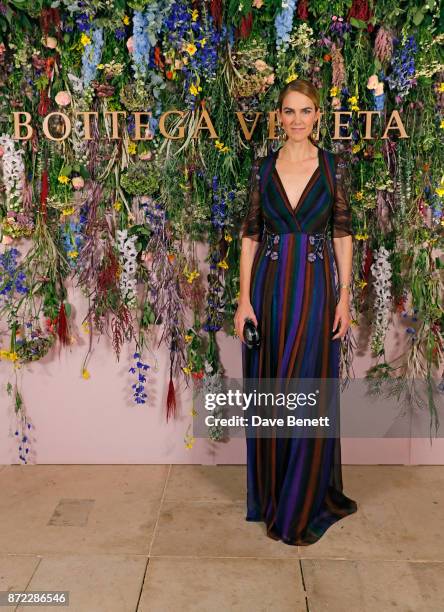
[234, 300, 258, 344]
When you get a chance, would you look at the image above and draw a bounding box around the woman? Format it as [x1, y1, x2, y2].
[234, 79, 358, 546]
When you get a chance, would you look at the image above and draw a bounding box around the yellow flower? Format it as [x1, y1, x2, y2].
[358, 279, 368, 289]
[122, 15, 130, 25]
[352, 144, 361, 154]
[114, 201, 122, 211]
[61, 206, 75, 216]
[68, 250, 79, 259]
[184, 334, 193, 343]
[348, 96, 358, 105]
[184, 435, 195, 449]
[128, 141, 137, 154]
[80, 33, 91, 46]
[439, 83, 444, 92]
[190, 407, 198, 417]
[215, 140, 229, 153]
[218, 259, 229, 270]
[285, 73, 298, 83]
[0, 350, 18, 362]
[82, 368, 90, 379]
[350, 319, 359, 327]
[199, 38, 207, 47]
[189, 82, 202, 96]
[224, 232, 233, 242]
[182, 365, 192, 375]
[186, 270, 200, 284]
[58, 175, 70, 185]
[440, 119, 444, 129]
[330, 86, 339, 97]
[191, 9, 199, 21]
[354, 232, 369, 240]
[185, 43, 197, 56]
[354, 191, 364, 200]
[435, 187, 444, 197]
[97, 63, 104, 70]
[82, 321, 90, 333]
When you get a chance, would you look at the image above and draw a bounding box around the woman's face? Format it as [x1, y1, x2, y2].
[277, 91, 320, 142]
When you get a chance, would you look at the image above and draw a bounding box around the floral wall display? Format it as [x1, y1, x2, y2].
[0, 0, 443, 462]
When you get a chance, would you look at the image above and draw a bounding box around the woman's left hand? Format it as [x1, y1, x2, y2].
[331, 298, 351, 340]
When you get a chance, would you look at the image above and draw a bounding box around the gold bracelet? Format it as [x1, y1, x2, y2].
[339, 283, 350, 289]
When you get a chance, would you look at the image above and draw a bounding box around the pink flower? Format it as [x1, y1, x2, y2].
[0, 146, 4, 158]
[55, 91, 71, 106]
[252, 0, 264, 9]
[254, 59, 268, 73]
[265, 73, 275, 85]
[1, 235, 13, 245]
[332, 96, 341, 109]
[126, 36, 134, 54]
[71, 176, 85, 190]
[43, 36, 58, 49]
[367, 74, 379, 90]
[139, 151, 152, 161]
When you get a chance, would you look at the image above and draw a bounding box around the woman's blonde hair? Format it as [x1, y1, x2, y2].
[277, 78, 320, 110]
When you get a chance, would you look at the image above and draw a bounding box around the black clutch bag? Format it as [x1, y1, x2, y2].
[243, 317, 261, 349]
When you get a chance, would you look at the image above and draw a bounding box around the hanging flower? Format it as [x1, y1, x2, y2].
[370, 246, 392, 355]
[116, 229, 138, 308]
[55, 91, 72, 106]
[0, 135, 25, 212]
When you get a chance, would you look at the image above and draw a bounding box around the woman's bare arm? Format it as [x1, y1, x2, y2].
[239, 237, 260, 305]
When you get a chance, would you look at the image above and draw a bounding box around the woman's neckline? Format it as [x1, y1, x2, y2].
[275, 141, 321, 164]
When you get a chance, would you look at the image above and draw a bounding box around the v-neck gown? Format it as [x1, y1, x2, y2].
[240, 143, 358, 546]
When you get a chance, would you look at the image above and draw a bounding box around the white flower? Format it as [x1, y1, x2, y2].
[0, 134, 25, 211]
[370, 246, 392, 353]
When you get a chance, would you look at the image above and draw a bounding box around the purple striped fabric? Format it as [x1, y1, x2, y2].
[242, 144, 358, 545]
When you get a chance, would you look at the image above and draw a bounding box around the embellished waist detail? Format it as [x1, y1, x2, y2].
[263, 228, 328, 262]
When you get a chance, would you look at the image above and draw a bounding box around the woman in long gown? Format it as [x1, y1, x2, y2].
[234, 79, 358, 546]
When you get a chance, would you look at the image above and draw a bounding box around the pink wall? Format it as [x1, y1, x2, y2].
[1, 244, 442, 465]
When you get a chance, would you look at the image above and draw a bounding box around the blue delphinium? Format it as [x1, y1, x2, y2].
[0, 248, 28, 306]
[161, 1, 225, 108]
[129, 352, 150, 404]
[81, 27, 104, 88]
[133, 10, 149, 78]
[210, 176, 235, 231]
[386, 35, 418, 102]
[275, 0, 297, 51]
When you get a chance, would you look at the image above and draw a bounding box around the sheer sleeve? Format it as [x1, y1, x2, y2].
[240, 157, 264, 242]
[332, 153, 353, 238]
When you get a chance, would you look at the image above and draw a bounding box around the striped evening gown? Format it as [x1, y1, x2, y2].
[240, 142, 358, 546]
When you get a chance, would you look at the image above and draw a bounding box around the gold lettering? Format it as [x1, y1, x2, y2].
[13, 112, 33, 140]
[192, 108, 218, 139]
[382, 110, 408, 139]
[333, 111, 352, 140]
[134, 112, 153, 140]
[235, 112, 262, 141]
[267, 111, 279, 140]
[357, 111, 382, 139]
[159, 110, 186, 140]
[42, 112, 71, 141]
[103, 111, 127, 139]
[74, 111, 98, 140]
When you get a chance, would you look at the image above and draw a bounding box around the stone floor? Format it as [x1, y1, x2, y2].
[0, 464, 443, 612]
